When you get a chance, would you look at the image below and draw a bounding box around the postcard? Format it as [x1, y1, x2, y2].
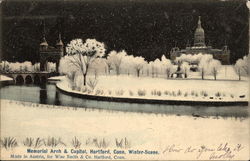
[0, 0, 249, 160]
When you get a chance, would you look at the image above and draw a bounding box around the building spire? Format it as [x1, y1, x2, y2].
[40, 19, 48, 48]
[41, 20, 47, 44]
[56, 32, 64, 46]
[198, 16, 201, 28]
[59, 33, 61, 41]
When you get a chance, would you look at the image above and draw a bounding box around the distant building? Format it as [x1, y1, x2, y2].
[170, 16, 230, 65]
[39, 33, 64, 72]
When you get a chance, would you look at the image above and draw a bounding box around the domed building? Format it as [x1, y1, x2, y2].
[170, 16, 230, 65]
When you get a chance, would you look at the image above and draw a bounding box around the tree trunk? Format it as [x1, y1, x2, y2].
[137, 69, 140, 77]
[108, 66, 111, 75]
[213, 69, 216, 80]
[201, 70, 204, 80]
[116, 66, 120, 76]
[238, 69, 241, 81]
[83, 74, 87, 86]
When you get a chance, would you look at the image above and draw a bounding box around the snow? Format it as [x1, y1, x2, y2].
[57, 73, 249, 102]
[48, 75, 65, 81]
[0, 74, 13, 81]
[1, 99, 249, 160]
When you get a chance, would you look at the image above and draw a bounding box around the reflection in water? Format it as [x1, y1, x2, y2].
[39, 84, 47, 104]
[54, 91, 61, 106]
[0, 83, 248, 117]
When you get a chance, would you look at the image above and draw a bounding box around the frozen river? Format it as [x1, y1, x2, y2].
[0, 81, 248, 117]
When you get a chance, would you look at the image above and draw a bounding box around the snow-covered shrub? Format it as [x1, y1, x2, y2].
[137, 89, 146, 96]
[177, 90, 182, 96]
[44, 137, 66, 147]
[115, 89, 124, 96]
[108, 90, 112, 95]
[81, 86, 87, 93]
[66, 71, 77, 88]
[151, 89, 161, 96]
[200, 91, 208, 97]
[75, 86, 81, 91]
[164, 90, 169, 95]
[72, 137, 81, 149]
[1, 137, 18, 149]
[215, 92, 221, 97]
[87, 78, 98, 91]
[230, 94, 234, 98]
[184, 92, 188, 97]
[95, 89, 104, 95]
[129, 90, 134, 96]
[172, 91, 176, 97]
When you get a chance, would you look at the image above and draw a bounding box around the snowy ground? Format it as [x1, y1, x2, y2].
[0, 74, 13, 81]
[0, 99, 249, 160]
[57, 73, 249, 102]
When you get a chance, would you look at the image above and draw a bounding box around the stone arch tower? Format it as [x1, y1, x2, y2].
[39, 33, 64, 73]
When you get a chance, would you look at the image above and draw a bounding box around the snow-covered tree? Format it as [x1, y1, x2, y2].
[240, 55, 249, 75]
[91, 58, 106, 78]
[235, 54, 249, 80]
[107, 50, 127, 76]
[66, 38, 105, 86]
[47, 62, 56, 72]
[160, 55, 173, 78]
[21, 61, 32, 72]
[181, 61, 190, 78]
[198, 54, 213, 80]
[0, 61, 10, 72]
[148, 61, 155, 78]
[235, 59, 244, 80]
[104, 57, 113, 75]
[34, 63, 40, 72]
[59, 55, 79, 85]
[208, 59, 222, 80]
[132, 56, 146, 77]
[122, 55, 134, 75]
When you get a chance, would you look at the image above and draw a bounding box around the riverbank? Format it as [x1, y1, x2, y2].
[1, 99, 249, 160]
[0, 74, 13, 81]
[56, 75, 249, 105]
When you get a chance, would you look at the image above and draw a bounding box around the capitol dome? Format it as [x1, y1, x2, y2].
[194, 16, 206, 47]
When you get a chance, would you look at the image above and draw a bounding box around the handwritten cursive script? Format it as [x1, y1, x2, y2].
[162, 143, 244, 160]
